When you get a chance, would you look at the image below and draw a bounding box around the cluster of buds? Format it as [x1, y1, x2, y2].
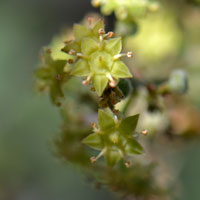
[91, 0, 159, 22]
[62, 18, 133, 96]
[82, 109, 144, 166]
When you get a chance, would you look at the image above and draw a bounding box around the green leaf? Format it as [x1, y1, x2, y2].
[119, 114, 139, 135]
[70, 59, 90, 76]
[92, 74, 108, 96]
[82, 133, 103, 150]
[98, 109, 115, 131]
[81, 38, 99, 55]
[74, 24, 90, 40]
[105, 37, 122, 55]
[105, 148, 122, 167]
[111, 61, 132, 78]
[125, 138, 144, 155]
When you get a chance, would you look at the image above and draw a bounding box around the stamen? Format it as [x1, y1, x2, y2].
[90, 156, 97, 164]
[113, 52, 133, 60]
[82, 75, 91, 85]
[141, 129, 148, 135]
[68, 59, 74, 64]
[46, 49, 51, 54]
[127, 52, 133, 58]
[106, 73, 117, 88]
[125, 161, 131, 168]
[68, 49, 76, 55]
[76, 53, 85, 59]
[103, 32, 114, 39]
[98, 28, 105, 35]
[90, 122, 97, 129]
[90, 148, 106, 164]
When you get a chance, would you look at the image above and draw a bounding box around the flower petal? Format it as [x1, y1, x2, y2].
[105, 37, 122, 55]
[119, 114, 139, 135]
[92, 74, 108, 96]
[74, 24, 90, 40]
[82, 133, 103, 150]
[125, 138, 144, 155]
[81, 38, 99, 55]
[111, 61, 132, 78]
[98, 109, 115, 131]
[70, 59, 90, 76]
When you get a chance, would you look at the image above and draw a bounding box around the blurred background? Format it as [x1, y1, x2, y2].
[0, 0, 200, 200]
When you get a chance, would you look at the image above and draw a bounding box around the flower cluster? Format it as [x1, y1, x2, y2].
[62, 19, 133, 96]
[83, 109, 144, 166]
[91, 0, 159, 22]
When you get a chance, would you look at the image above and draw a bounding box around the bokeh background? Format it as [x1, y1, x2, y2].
[0, 0, 200, 200]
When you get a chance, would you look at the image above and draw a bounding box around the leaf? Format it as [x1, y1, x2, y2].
[105, 148, 122, 167]
[119, 114, 139, 135]
[98, 109, 115, 131]
[105, 37, 122, 55]
[81, 38, 99, 55]
[74, 24, 91, 40]
[111, 61, 132, 78]
[92, 74, 108, 96]
[70, 59, 90, 76]
[82, 133, 103, 150]
[125, 138, 144, 155]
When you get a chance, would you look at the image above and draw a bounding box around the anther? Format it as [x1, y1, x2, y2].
[82, 75, 91, 85]
[108, 32, 114, 38]
[106, 73, 117, 88]
[125, 161, 131, 168]
[127, 52, 133, 58]
[55, 74, 61, 81]
[113, 52, 133, 60]
[68, 49, 76, 55]
[64, 40, 72, 44]
[68, 59, 74, 64]
[142, 129, 148, 135]
[90, 156, 97, 164]
[98, 28, 105, 35]
[76, 53, 85, 59]
[90, 122, 97, 129]
[46, 49, 51, 54]
[103, 32, 114, 39]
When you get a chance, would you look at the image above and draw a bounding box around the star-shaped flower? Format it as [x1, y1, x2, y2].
[83, 109, 144, 166]
[35, 49, 70, 105]
[62, 19, 133, 96]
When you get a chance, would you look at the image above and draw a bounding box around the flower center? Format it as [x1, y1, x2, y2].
[89, 51, 113, 74]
